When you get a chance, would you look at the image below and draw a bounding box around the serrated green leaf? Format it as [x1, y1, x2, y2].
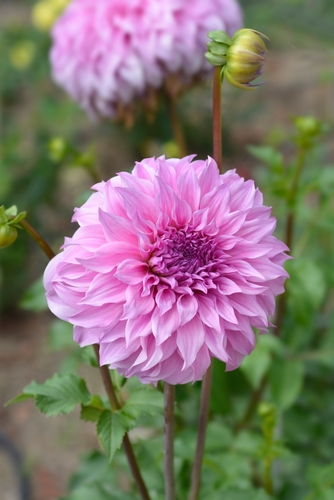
[121, 388, 164, 420]
[97, 410, 135, 462]
[269, 357, 304, 411]
[22, 373, 91, 416]
[19, 276, 47, 312]
[81, 395, 105, 422]
[5, 393, 34, 407]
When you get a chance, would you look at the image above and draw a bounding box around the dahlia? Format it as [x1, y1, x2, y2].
[44, 156, 289, 384]
[50, 0, 243, 118]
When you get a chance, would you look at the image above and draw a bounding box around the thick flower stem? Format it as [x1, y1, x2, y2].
[165, 92, 187, 157]
[19, 219, 56, 260]
[164, 383, 176, 500]
[188, 363, 213, 500]
[212, 67, 223, 173]
[93, 345, 151, 500]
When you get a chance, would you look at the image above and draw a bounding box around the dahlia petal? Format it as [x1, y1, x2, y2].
[115, 259, 149, 284]
[176, 316, 205, 370]
[69, 303, 123, 328]
[177, 294, 198, 326]
[125, 314, 153, 346]
[122, 284, 155, 320]
[98, 210, 137, 244]
[204, 326, 229, 362]
[152, 305, 180, 345]
[77, 242, 140, 273]
[80, 274, 127, 305]
[156, 287, 176, 315]
[176, 165, 201, 212]
[197, 296, 221, 331]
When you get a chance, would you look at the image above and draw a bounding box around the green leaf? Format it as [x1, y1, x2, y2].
[247, 145, 284, 173]
[210, 488, 271, 500]
[307, 462, 334, 489]
[5, 393, 34, 406]
[81, 395, 105, 422]
[121, 388, 164, 421]
[97, 410, 136, 462]
[8, 373, 92, 416]
[269, 357, 304, 411]
[19, 276, 47, 312]
[60, 482, 133, 500]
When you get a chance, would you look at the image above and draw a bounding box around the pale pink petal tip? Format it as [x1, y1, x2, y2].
[44, 156, 289, 384]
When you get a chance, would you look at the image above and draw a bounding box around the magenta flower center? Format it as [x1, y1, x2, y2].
[149, 229, 219, 291]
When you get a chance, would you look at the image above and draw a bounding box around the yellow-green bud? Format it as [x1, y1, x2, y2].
[0, 224, 18, 249]
[206, 28, 268, 91]
[0, 205, 26, 249]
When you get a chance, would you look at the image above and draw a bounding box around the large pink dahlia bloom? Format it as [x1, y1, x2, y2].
[50, 0, 243, 118]
[44, 156, 289, 384]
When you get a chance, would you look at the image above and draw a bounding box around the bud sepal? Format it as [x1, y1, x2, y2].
[0, 206, 27, 249]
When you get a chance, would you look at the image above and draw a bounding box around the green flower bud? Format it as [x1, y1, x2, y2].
[206, 28, 268, 90]
[0, 224, 18, 249]
[0, 205, 26, 249]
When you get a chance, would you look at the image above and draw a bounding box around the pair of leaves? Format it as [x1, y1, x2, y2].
[95, 389, 164, 462]
[6, 373, 164, 463]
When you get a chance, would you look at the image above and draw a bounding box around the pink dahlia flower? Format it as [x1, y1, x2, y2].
[44, 156, 289, 384]
[50, 0, 243, 118]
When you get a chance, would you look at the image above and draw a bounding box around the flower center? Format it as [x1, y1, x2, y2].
[149, 229, 220, 290]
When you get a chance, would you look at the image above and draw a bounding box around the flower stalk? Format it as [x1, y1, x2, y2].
[164, 383, 176, 500]
[212, 67, 223, 173]
[189, 363, 213, 500]
[93, 345, 151, 500]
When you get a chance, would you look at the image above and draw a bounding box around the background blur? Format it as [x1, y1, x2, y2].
[1, 1, 334, 499]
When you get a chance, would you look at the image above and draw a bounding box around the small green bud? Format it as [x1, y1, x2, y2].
[293, 116, 321, 137]
[206, 28, 268, 90]
[48, 137, 67, 161]
[0, 225, 18, 249]
[0, 205, 26, 249]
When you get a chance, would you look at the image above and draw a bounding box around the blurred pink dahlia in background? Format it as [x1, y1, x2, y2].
[50, 0, 243, 120]
[44, 156, 289, 385]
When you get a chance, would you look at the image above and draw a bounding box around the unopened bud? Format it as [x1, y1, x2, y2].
[0, 206, 26, 249]
[0, 225, 18, 249]
[206, 28, 268, 90]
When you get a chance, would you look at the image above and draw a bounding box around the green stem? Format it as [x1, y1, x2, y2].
[165, 92, 187, 157]
[93, 345, 151, 500]
[264, 457, 273, 496]
[212, 67, 223, 172]
[164, 383, 176, 500]
[188, 363, 213, 500]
